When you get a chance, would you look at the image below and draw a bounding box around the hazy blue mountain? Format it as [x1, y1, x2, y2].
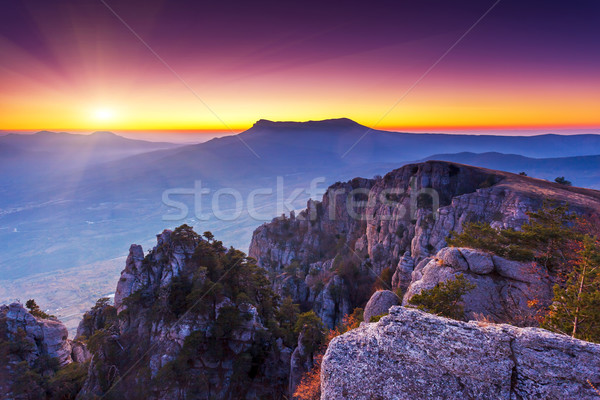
[0, 130, 176, 155]
[3, 118, 600, 282]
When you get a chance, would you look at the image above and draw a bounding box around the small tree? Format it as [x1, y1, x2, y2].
[294, 309, 363, 400]
[25, 299, 53, 319]
[448, 202, 576, 273]
[294, 311, 325, 356]
[554, 176, 572, 186]
[408, 274, 475, 320]
[277, 297, 300, 347]
[519, 172, 528, 176]
[203, 231, 214, 241]
[372, 267, 394, 291]
[543, 235, 600, 342]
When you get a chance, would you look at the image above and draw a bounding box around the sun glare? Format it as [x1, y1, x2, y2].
[92, 108, 115, 122]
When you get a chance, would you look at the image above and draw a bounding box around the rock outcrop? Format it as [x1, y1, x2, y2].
[1, 302, 72, 367]
[77, 226, 291, 400]
[321, 306, 600, 399]
[391, 251, 414, 293]
[249, 161, 600, 326]
[404, 247, 553, 325]
[363, 290, 399, 323]
[0, 302, 89, 399]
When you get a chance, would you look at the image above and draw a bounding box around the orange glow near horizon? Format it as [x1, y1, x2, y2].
[3, 54, 600, 134]
[2, 1, 600, 136]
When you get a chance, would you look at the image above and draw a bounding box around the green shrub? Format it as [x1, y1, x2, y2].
[369, 313, 388, 322]
[294, 311, 325, 355]
[25, 299, 54, 319]
[448, 202, 576, 272]
[47, 362, 88, 400]
[554, 176, 572, 186]
[409, 274, 476, 320]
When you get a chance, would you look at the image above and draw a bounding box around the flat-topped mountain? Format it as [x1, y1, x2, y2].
[249, 117, 364, 130]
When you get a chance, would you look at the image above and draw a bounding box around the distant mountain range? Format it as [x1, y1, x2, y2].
[0, 130, 176, 162]
[1, 119, 600, 284]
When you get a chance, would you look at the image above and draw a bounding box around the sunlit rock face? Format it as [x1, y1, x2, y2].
[250, 161, 599, 327]
[321, 306, 600, 400]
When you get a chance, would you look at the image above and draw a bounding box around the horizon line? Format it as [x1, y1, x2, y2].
[3, 119, 600, 137]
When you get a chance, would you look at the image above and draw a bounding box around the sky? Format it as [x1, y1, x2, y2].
[1, 0, 600, 137]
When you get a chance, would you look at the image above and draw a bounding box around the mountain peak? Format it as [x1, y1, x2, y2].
[90, 131, 118, 137]
[251, 117, 364, 130]
[34, 130, 65, 136]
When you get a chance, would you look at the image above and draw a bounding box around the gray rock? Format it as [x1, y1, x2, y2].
[1, 302, 73, 367]
[403, 247, 553, 325]
[289, 332, 314, 398]
[71, 340, 91, 363]
[391, 252, 415, 292]
[493, 255, 542, 283]
[435, 247, 468, 271]
[363, 290, 399, 323]
[321, 306, 600, 400]
[114, 243, 145, 312]
[313, 275, 352, 329]
[461, 247, 494, 274]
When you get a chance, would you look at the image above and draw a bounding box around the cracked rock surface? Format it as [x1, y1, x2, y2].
[321, 306, 600, 400]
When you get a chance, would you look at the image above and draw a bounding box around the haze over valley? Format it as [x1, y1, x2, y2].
[2, 119, 600, 332]
[2, 1, 600, 399]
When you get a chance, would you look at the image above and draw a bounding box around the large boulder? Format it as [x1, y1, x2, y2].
[363, 290, 399, 323]
[321, 306, 600, 399]
[403, 247, 553, 325]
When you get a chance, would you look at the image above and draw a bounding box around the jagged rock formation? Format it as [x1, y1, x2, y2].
[288, 332, 314, 398]
[404, 247, 553, 325]
[321, 306, 600, 399]
[113, 243, 145, 313]
[0, 302, 89, 399]
[1, 302, 72, 366]
[249, 161, 600, 326]
[75, 300, 116, 341]
[77, 226, 291, 400]
[3, 161, 600, 399]
[391, 251, 414, 293]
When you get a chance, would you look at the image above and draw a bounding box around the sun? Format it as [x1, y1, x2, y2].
[92, 108, 115, 122]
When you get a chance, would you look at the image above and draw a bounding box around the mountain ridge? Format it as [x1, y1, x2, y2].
[3, 160, 600, 399]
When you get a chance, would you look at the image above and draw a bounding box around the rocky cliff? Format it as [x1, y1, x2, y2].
[0, 302, 89, 399]
[3, 161, 600, 399]
[76, 226, 291, 400]
[249, 161, 600, 328]
[0, 303, 73, 366]
[321, 306, 600, 399]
